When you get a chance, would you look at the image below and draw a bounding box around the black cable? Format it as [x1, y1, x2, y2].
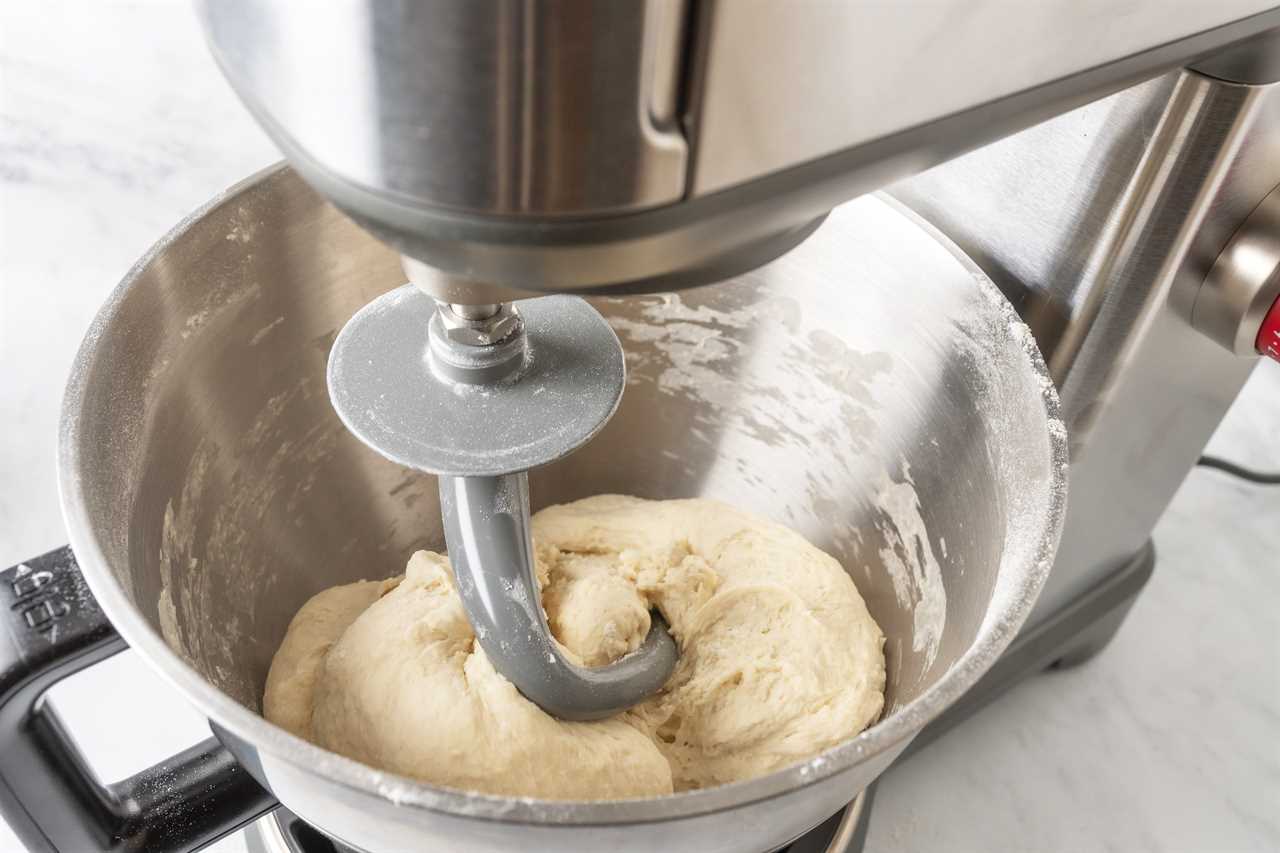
[1196, 454, 1280, 485]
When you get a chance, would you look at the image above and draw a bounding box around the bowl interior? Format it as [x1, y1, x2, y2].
[69, 168, 1060, 771]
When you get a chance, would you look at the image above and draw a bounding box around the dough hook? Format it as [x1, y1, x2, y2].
[326, 285, 677, 720]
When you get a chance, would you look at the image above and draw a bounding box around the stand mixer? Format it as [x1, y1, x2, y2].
[197, 0, 1280, 723]
[0, 2, 1277, 852]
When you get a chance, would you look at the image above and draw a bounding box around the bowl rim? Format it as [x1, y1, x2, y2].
[57, 163, 1068, 825]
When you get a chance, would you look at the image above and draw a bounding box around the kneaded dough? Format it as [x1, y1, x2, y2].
[264, 496, 885, 799]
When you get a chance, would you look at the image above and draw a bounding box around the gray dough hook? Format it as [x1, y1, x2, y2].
[326, 286, 677, 720]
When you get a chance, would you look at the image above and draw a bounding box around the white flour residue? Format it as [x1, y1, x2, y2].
[155, 377, 346, 710]
[607, 292, 889, 456]
[607, 294, 755, 407]
[224, 204, 260, 244]
[180, 309, 210, 339]
[158, 440, 215, 668]
[950, 266, 1067, 633]
[157, 586, 184, 658]
[179, 280, 261, 339]
[874, 462, 946, 671]
[143, 356, 172, 392]
[249, 315, 285, 346]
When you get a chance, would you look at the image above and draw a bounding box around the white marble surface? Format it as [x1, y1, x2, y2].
[1, 3, 1277, 852]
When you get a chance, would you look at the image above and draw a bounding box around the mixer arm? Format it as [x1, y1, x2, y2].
[0, 547, 276, 853]
[440, 474, 678, 722]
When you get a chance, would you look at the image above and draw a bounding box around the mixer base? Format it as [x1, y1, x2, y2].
[242, 542, 1153, 853]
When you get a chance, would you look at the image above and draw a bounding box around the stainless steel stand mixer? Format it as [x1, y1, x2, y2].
[0, 2, 1277, 852]
[197, 0, 1280, 724]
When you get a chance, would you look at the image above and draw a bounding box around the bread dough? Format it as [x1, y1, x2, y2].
[264, 496, 885, 799]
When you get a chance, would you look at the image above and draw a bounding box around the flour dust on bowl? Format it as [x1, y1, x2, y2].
[45, 167, 1065, 853]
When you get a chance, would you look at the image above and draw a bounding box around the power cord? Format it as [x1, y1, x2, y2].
[1196, 454, 1280, 485]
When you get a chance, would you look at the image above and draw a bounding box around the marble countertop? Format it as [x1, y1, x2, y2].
[1, 3, 1276, 851]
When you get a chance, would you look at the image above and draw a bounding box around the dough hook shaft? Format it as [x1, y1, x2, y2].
[439, 472, 677, 721]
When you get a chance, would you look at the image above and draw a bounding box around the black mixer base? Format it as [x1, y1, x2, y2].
[246, 543, 1154, 853]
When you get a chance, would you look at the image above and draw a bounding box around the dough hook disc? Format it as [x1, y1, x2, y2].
[327, 286, 677, 720]
[327, 287, 626, 478]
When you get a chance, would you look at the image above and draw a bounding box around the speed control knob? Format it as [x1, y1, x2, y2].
[1191, 183, 1280, 363]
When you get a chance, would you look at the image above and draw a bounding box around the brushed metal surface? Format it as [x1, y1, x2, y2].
[57, 168, 1063, 853]
[689, 1, 1279, 194]
[1192, 24, 1280, 83]
[198, 0, 688, 217]
[892, 69, 1280, 624]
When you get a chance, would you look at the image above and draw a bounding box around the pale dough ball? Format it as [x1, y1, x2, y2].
[263, 496, 884, 799]
[266, 550, 670, 798]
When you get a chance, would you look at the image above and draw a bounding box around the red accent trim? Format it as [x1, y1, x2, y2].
[1257, 292, 1280, 363]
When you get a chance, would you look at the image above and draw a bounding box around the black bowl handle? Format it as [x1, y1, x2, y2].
[0, 546, 278, 852]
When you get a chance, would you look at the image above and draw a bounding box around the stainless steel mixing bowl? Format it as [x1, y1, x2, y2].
[48, 166, 1065, 852]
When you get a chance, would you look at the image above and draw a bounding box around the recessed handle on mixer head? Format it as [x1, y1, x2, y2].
[0, 546, 277, 852]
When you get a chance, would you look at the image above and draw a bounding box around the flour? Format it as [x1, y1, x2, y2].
[248, 315, 285, 346]
[873, 464, 946, 669]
